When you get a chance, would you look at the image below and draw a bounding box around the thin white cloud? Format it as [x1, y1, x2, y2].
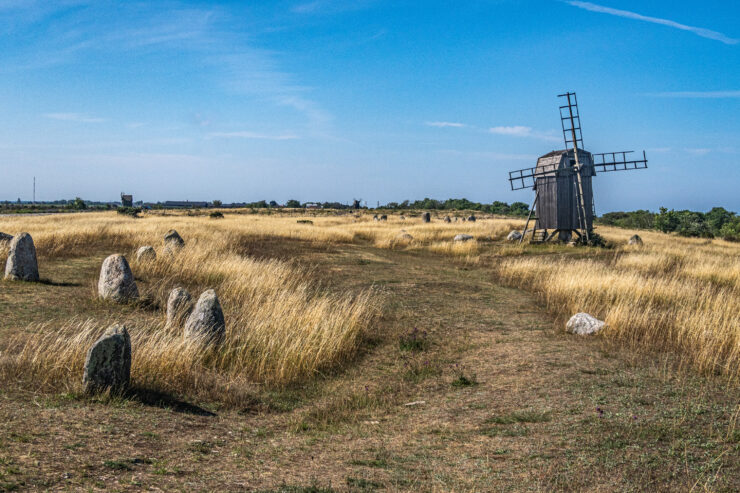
[489, 126, 560, 142]
[684, 148, 712, 156]
[207, 131, 299, 140]
[650, 90, 740, 98]
[44, 112, 105, 123]
[566, 1, 738, 45]
[426, 121, 466, 128]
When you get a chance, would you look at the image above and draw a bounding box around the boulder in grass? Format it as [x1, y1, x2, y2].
[453, 234, 474, 242]
[443, 216, 451, 223]
[380, 214, 388, 221]
[166, 287, 193, 327]
[628, 234, 643, 246]
[566, 313, 605, 335]
[421, 212, 431, 223]
[163, 229, 185, 253]
[98, 254, 139, 303]
[4, 232, 39, 282]
[373, 215, 379, 221]
[135, 246, 156, 263]
[507, 230, 522, 241]
[396, 233, 414, 241]
[83, 324, 131, 394]
[184, 289, 225, 344]
[467, 215, 476, 222]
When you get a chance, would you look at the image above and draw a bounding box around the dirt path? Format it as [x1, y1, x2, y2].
[0, 244, 737, 491]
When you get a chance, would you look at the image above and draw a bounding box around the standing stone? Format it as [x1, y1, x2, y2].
[83, 324, 131, 394]
[98, 254, 139, 302]
[135, 246, 157, 262]
[421, 212, 431, 223]
[467, 215, 476, 222]
[628, 234, 643, 246]
[380, 215, 387, 221]
[444, 216, 451, 223]
[184, 289, 225, 344]
[166, 287, 193, 327]
[163, 229, 185, 254]
[453, 234, 474, 242]
[373, 215, 379, 221]
[507, 230, 522, 241]
[4, 232, 39, 281]
[566, 313, 605, 335]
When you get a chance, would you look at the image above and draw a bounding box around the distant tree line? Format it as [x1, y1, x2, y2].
[598, 207, 740, 240]
[380, 198, 530, 216]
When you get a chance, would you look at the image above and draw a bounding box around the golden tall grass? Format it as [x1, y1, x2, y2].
[0, 212, 378, 402]
[496, 226, 740, 380]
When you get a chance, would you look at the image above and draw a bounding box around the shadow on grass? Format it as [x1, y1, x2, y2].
[126, 387, 217, 417]
[38, 278, 82, 287]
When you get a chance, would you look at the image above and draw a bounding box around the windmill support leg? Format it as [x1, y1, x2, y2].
[519, 191, 539, 244]
[545, 230, 559, 242]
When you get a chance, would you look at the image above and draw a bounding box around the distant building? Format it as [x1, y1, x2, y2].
[304, 202, 320, 209]
[163, 200, 209, 209]
[121, 193, 133, 207]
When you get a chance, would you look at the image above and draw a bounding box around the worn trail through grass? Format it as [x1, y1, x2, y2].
[0, 241, 737, 491]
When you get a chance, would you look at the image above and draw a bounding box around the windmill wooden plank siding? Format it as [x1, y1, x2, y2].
[534, 149, 595, 231]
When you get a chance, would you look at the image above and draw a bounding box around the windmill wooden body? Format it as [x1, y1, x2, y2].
[508, 92, 648, 244]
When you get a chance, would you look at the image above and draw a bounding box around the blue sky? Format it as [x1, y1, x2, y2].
[0, 0, 738, 212]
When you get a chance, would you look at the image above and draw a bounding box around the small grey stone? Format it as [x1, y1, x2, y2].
[4, 232, 39, 282]
[507, 230, 522, 241]
[380, 215, 387, 221]
[83, 324, 131, 394]
[163, 229, 185, 253]
[98, 254, 139, 303]
[184, 289, 225, 344]
[135, 246, 156, 262]
[166, 287, 193, 327]
[373, 215, 379, 221]
[467, 215, 476, 222]
[399, 216, 406, 220]
[453, 234, 474, 242]
[566, 313, 605, 335]
[628, 234, 643, 246]
[421, 212, 431, 223]
[443, 216, 451, 223]
[397, 233, 414, 241]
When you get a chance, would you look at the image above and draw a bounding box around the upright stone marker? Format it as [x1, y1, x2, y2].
[83, 324, 131, 394]
[184, 289, 225, 344]
[166, 287, 193, 327]
[136, 245, 156, 262]
[421, 212, 431, 223]
[4, 232, 39, 281]
[98, 254, 139, 302]
[164, 229, 185, 254]
[628, 234, 643, 246]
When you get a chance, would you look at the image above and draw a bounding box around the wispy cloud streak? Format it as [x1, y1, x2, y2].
[566, 1, 738, 45]
[489, 126, 560, 142]
[426, 121, 466, 128]
[207, 131, 299, 140]
[44, 112, 105, 123]
[649, 90, 740, 98]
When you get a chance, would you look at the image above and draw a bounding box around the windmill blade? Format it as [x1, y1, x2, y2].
[508, 161, 573, 190]
[558, 92, 584, 152]
[592, 150, 648, 173]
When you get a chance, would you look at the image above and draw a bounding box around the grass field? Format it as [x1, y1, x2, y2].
[0, 210, 737, 491]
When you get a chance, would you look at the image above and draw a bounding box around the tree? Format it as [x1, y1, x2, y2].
[509, 202, 529, 216]
[269, 200, 278, 207]
[212, 200, 222, 207]
[286, 199, 301, 208]
[72, 197, 87, 210]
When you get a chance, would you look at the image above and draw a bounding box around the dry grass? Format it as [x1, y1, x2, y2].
[0, 212, 378, 403]
[496, 225, 740, 381]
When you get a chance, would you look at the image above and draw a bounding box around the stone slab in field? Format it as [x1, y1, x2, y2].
[566, 313, 605, 335]
[83, 324, 131, 394]
[98, 254, 139, 303]
[4, 232, 39, 282]
[184, 289, 225, 344]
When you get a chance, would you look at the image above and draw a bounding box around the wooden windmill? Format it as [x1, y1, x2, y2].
[508, 92, 648, 244]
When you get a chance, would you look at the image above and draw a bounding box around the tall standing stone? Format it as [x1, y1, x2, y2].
[4, 232, 39, 281]
[628, 234, 643, 246]
[467, 215, 476, 222]
[166, 287, 193, 327]
[164, 229, 185, 254]
[135, 246, 157, 262]
[184, 289, 225, 344]
[98, 254, 139, 302]
[83, 324, 131, 394]
[421, 212, 431, 223]
[443, 216, 451, 223]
